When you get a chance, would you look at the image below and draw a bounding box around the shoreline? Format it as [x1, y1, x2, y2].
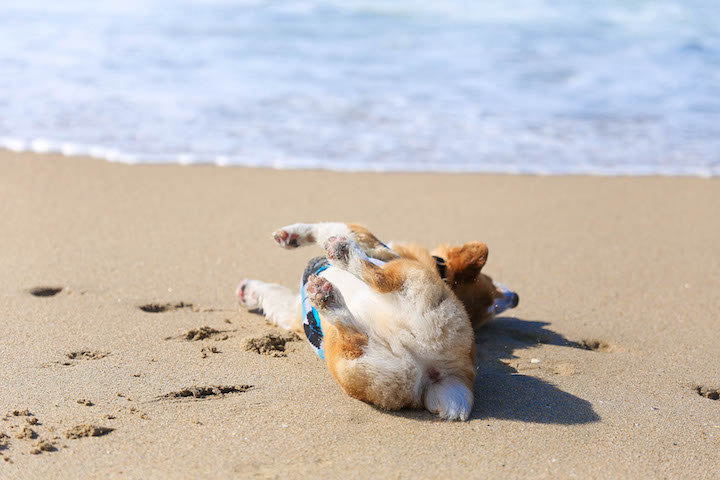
[2, 146, 719, 178]
[2, 150, 719, 478]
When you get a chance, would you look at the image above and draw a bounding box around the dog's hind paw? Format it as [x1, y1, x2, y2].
[306, 275, 336, 310]
[323, 235, 352, 265]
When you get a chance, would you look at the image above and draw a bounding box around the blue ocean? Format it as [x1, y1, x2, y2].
[1, 0, 719, 175]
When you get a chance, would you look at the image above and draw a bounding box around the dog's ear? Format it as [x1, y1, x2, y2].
[446, 242, 489, 283]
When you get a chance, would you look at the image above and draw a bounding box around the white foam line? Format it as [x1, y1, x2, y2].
[1, 136, 718, 178]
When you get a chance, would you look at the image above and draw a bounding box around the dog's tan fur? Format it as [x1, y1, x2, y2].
[237, 222, 515, 420]
[388, 240, 498, 328]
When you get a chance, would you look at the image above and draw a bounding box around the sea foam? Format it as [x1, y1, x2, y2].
[1, 0, 719, 176]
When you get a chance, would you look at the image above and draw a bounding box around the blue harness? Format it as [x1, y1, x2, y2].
[300, 254, 388, 359]
[301, 256, 331, 359]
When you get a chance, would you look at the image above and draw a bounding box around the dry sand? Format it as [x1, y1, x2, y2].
[1, 151, 719, 479]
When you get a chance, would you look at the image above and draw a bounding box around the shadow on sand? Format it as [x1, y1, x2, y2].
[390, 317, 601, 424]
[472, 316, 600, 424]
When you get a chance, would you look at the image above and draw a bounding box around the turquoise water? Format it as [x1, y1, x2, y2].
[1, 0, 719, 175]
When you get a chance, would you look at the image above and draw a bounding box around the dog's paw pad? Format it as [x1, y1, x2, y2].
[272, 229, 301, 249]
[324, 236, 351, 264]
[236, 279, 260, 309]
[306, 275, 335, 310]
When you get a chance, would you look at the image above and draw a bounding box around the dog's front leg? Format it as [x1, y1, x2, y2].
[272, 222, 398, 262]
[272, 222, 353, 249]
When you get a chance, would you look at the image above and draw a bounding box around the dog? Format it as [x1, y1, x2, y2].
[236, 222, 518, 420]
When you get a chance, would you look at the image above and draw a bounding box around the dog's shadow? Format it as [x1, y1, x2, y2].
[392, 317, 601, 424]
[471, 317, 600, 424]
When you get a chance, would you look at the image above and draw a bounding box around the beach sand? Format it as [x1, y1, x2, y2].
[1, 151, 719, 479]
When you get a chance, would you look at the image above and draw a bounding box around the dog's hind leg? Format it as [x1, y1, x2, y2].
[272, 222, 398, 262]
[236, 279, 302, 333]
[323, 236, 422, 294]
[345, 223, 399, 261]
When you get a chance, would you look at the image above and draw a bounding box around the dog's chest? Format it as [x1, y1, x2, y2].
[320, 267, 402, 331]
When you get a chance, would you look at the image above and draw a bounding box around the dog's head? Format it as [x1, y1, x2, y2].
[433, 241, 514, 328]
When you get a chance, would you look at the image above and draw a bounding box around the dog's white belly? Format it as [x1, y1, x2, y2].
[319, 266, 401, 334]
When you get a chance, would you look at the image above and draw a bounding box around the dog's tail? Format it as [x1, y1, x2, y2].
[424, 374, 473, 421]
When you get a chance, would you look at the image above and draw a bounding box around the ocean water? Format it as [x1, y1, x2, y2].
[1, 0, 719, 175]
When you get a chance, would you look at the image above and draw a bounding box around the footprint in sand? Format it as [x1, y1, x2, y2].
[168, 326, 231, 341]
[53, 350, 110, 367]
[138, 302, 195, 313]
[696, 386, 720, 401]
[65, 424, 113, 439]
[138, 302, 230, 313]
[575, 339, 616, 352]
[27, 286, 63, 297]
[244, 332, 300, 357]
[160, 385, 253, 400]
[1, 410, 114, 459]
[164, 326, 234, 358]
[1, 409, 66, 457]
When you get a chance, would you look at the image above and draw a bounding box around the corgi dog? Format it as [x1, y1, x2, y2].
[236, 222, 518, 421]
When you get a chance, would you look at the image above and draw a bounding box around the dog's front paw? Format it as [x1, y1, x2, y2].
[324, 235, 351, 265]
[236, 279, 261, 309]
[272, 228, 301, 249]
[306, 275, 336, 310]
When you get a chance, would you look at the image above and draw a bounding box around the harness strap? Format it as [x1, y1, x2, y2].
[432, 255, 447, 281]
[301, 257, 331, 359]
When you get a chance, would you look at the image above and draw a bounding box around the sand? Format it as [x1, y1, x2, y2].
[0, 151, 719, 479]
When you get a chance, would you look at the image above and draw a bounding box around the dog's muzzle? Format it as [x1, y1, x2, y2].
[489, 282, 519, 315]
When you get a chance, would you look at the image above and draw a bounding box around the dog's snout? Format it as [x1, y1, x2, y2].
[489, 282, 519, 315]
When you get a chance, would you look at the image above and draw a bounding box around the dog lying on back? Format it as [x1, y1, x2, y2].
[236, 222, 518, 420]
